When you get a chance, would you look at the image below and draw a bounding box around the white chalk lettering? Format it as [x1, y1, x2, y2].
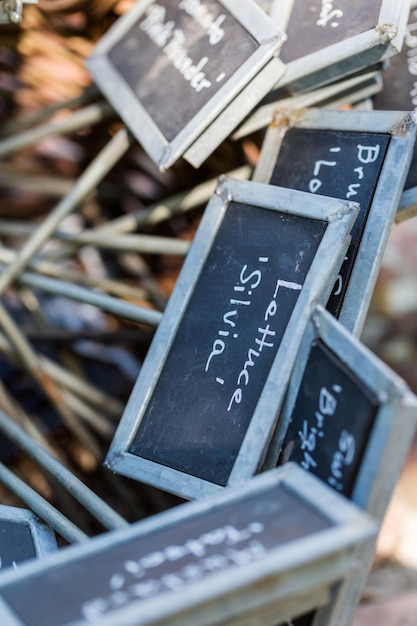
[81, 523, 266, 622]
[205, 260, 265, 376]
[227, 278, 302, 412]
[205, 339, 226, 372]
[405, 14, 417, 110]
[299, 384, 342, 472]
[357, 144, 380, 164]
[346, 183, 360, 198]
[316, 1, 344, 28]
[140, 5, 212, 93]
[178, 0, 226, 45]
[328, 430, 355, 491]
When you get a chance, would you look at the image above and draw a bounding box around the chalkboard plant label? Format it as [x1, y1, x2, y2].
[254, 108, 417, 336]
[0, 464, 377, 626]
[105, 177, 358, 500]
[374, 6, 417, 222]
[264, 305, 417, 626]
[86, 0, 286, 170]
[0, 506, 57, 572]
[268, 0, 410, 92]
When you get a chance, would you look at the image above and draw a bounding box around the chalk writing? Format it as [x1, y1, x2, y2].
[328, 430, 355, 491]
[204, 256, 302, 408]
[0, 556, 17, 570]
[140, 4, 213, 93]
[280, 339, 379, 500]
[227, 278, 302, 411]
[127, 201, 326, 487]
[107, 0, 260, 143]
[316, 1, 344, 28]
[205, 260, 266, 376]
[81, 521, 265, 622]
[307, 143, 381, 198]
[298, 384, 342, 473]
[178, 0, 226, 44]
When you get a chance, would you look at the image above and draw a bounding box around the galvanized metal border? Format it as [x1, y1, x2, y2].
[0, 505, 57, 560]
[105, 176, 358, 500]
[270, 0, 410, 91]
[86, 0, 285, 170]
[0, 464, 377, 626]
[254, 108, 417, 336]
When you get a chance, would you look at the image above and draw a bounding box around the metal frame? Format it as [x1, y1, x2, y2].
[0, 464, 377, 626]
[87, 0, 285, 170]
[233, 68, 383, 140]
[254, 108, 417, 336]
[0, 505, 57, 562]
[372, 5, 417, 222]
[264, 305, 417, 626]
[105, 176, 358, 500]
[269, 0, 410, 92]
[182, 55, 284, 168]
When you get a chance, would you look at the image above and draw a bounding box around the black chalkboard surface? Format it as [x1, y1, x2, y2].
[267, 305, 416, 506]
[268, 0, 410, 92]
[129, 201, 325, 487]
[105, 177, 358, 500]
[279, 340, 378, 497]
[0, 465, 377, 626]
[87, 0, 285, 169]
[0, 520, 36, 570]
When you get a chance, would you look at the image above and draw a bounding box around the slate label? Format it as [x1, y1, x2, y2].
[108, 0, 257, 141]
[1, 484, 330, 626]
[128, 201, 327, 486]
[280, 0, 381, 64]
[279, 340, 378, 497]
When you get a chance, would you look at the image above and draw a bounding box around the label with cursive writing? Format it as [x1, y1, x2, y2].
[279, 340, 378, 497]
[269, 127, 390, 318]
[0, 481, 330, 626]
[128, 201, 327, 486]
[108, 0, 257, 141]
[316, 1, 344, 29]
[280, 0, 381, 64]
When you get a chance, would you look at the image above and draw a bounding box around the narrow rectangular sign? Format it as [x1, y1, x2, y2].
[270, 0, 409, 91]
[105, 177, 358, 500]
[0, 465, 376, 626]
[87, 0, 285, 170]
